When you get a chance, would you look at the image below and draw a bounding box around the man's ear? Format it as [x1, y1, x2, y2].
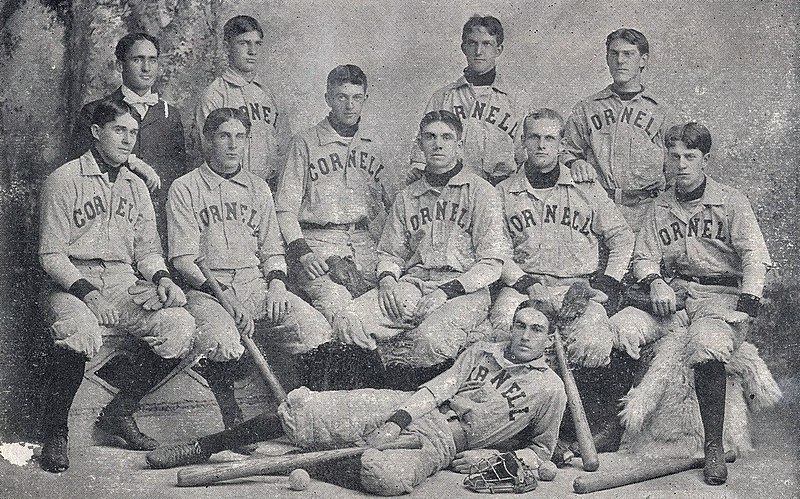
[324, 91, 332, 108]
[702, 152, 711, 166]
[639, 52, 649, 72]
[90, 123, 102, 142]
[115, 59, 123, 74]
[496, 43, 504, 56]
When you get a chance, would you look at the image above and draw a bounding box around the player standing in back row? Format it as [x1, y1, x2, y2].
[193, 15, 290, 191]
[410, 15, 522, 186]
[560, 28, 677, 228]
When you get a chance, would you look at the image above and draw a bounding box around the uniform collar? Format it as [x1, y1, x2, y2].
[407, 164, 473, 198]
[657, 176, 726, 208]
[591, 84, 660, 105]
[220, 66, 263, 88]
[453, 68, 511, 94]
[482, 342, 550, 371]
[79, 150, 135, 182]
[315, 117, 374, 146]
[506, 164, 573, 194]
[198, 162, 251, 190]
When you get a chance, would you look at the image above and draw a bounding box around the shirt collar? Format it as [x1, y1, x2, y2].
[453, 68, 511, 94]
[657, 175, 725, 208]
[120, 84, 158, 104]
[220, 66, 263, 88]
[482, 342, 550, 371]
[315, 117, 375, 146]
[507, 164, 573, 194]
[80, 150, 135, 182]
[407, 164, 473, 198]
[591, 84, 660, 105]
[198, 162, 251, 190]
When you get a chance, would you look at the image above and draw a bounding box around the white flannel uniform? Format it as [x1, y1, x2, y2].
[632, 176, 772, 364]
[39, 151, 194, 359]
[167, 164, 333, 359]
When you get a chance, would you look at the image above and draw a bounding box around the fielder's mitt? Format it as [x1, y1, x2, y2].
[463, 451, 538, 494]
[326, 255, 373, 298]
[128, 280, 163, 311]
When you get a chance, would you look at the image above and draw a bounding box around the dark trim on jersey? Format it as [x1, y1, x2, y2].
[199, 278, 228, 295]
[524, 163, 560, 189]
[676, 176, 707, 203]
[463, 66, 496, 86]
[286, 238, 313, 261]
[610, 85, 644, 102]
[387, 409, 413, 429]
[512, 274, 538, 294]
[439, 279, 466, 300]
[265, 269, 288, 286]
[326, 113, 359, 137]
[151, 270, 172, 285]
[424, 161, 463, 187]
[91, 147, 124, 183]
[69, 278, 99, 300]
[736, 293, 761, 318]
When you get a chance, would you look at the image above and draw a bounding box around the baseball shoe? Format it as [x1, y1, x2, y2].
[703, 441, 727, 485]
[40, 429, 69, 473]
[95, 414, 159, 451]
[146, 441, 211, 469]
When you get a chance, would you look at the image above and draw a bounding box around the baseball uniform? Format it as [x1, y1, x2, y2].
[411, 71, 522, 183]
[279, 341, 566, 495]
[275, 117, 389, 323]
[72, 86, 188, 239]
[167, 163, 333, 360]
[560, 86, 676, 227]
[349, 166, 511, 368]
[632, 176, 772, 365]
[491, 165, 635, 367]
[193, 67, 290, 188]
[39, 150, 194, 360]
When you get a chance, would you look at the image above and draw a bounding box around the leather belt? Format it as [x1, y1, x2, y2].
[607, 187, 662, 207]
[675, 274, 740, 288]
[300, 219, 369, 231]
[447, 418, 469, 453]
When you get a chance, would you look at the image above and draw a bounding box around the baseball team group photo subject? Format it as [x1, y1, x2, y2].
[0, 1, 797, 498]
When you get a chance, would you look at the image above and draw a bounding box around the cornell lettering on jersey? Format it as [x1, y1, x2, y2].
[73, 195, 137, 227]
[238, 103, 278, 129]
[505, 205, 592, 236]
[307, 149, 384, 182]
[197, 201, 259, 232]
[657, 217, 727, 246]
[408, 200, 470, 232]
[452, 101, 518, 139]
[589, 104, 661, 144]
[468, 362, 530, 421]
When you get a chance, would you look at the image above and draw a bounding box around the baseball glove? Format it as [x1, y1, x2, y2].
[463, 451, 538, 494]
[622, 282, 687, 313]
[326, 255, 373, 298]
[128, 280, 163, 311]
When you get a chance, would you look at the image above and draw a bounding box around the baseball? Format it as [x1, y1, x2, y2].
[538, 461, 557, 481]
[288, 468, 311, 491]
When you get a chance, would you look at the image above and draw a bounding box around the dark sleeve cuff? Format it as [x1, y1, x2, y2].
[592, 274, 621, 294]
[736, 293, 761, 318]
[377, 271, 398, 283]
[152, 270, 172, 285]
[439, 279, 466, 300]
[640, 273, 664, 288]
[198, 278, 228, 295]
[286, 238, 312, 261]
[563, 158, 577, 168]
[265, 270, 288, 286]
[69, 278, 99, 301]
[512, 274, 538, 294]
[386, 409, 412, 430]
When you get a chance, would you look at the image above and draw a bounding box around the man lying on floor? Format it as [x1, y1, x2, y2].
[146, 303, 566, 495]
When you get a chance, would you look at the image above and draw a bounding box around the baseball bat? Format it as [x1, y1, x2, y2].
[177, 435, 422, 487]
[195, 259, 288, 403]
[552, 283, 600, 472]
[573, 451, 737, 494]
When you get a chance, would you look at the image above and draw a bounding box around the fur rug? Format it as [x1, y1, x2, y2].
[618, 327, 782, 458]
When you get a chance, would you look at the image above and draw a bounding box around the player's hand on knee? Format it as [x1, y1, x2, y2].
[299, 251, 328, 279]
[334, 310, 375, 350]
[157, 278, 186, 308]
[364, 422, 401, 448]
[649, 279, 677, 317]
[569, 159, 596, 183]
[84, 290, 120, 326]
[266, 279, 290, 324]
[451, 449, 500, 474]
[412, 288, 447, 323]
[378, 276, 403, 322]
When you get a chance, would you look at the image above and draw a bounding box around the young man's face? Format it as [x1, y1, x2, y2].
[209, 119, 248, 174]
[325, 82, 367, 126]
[606, 38, 647, 87]
[418, 120, 463, 173]
[227, 31, 263, 75]
[119, 40, 159, 95]
[461, 26, 502, 75]
[509, 308, 551, 364]
[668, 141, 708, 193]
[92, 112, 138, 166]
[523, 117, 561, 173]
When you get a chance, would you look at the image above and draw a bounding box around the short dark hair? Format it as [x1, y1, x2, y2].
[419, 110, 463, 139]
[202, 107, 252, 139]
[223, 15, 263, 43]
[606, 28, 649, 56]
[665, 122, 712, 155]
[462, 15, 504, 46]
[522, 108, 565, 138]
[326, 64, 367, 93]
[115, 33, 159, 61]
[91, 99, 134, 128]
